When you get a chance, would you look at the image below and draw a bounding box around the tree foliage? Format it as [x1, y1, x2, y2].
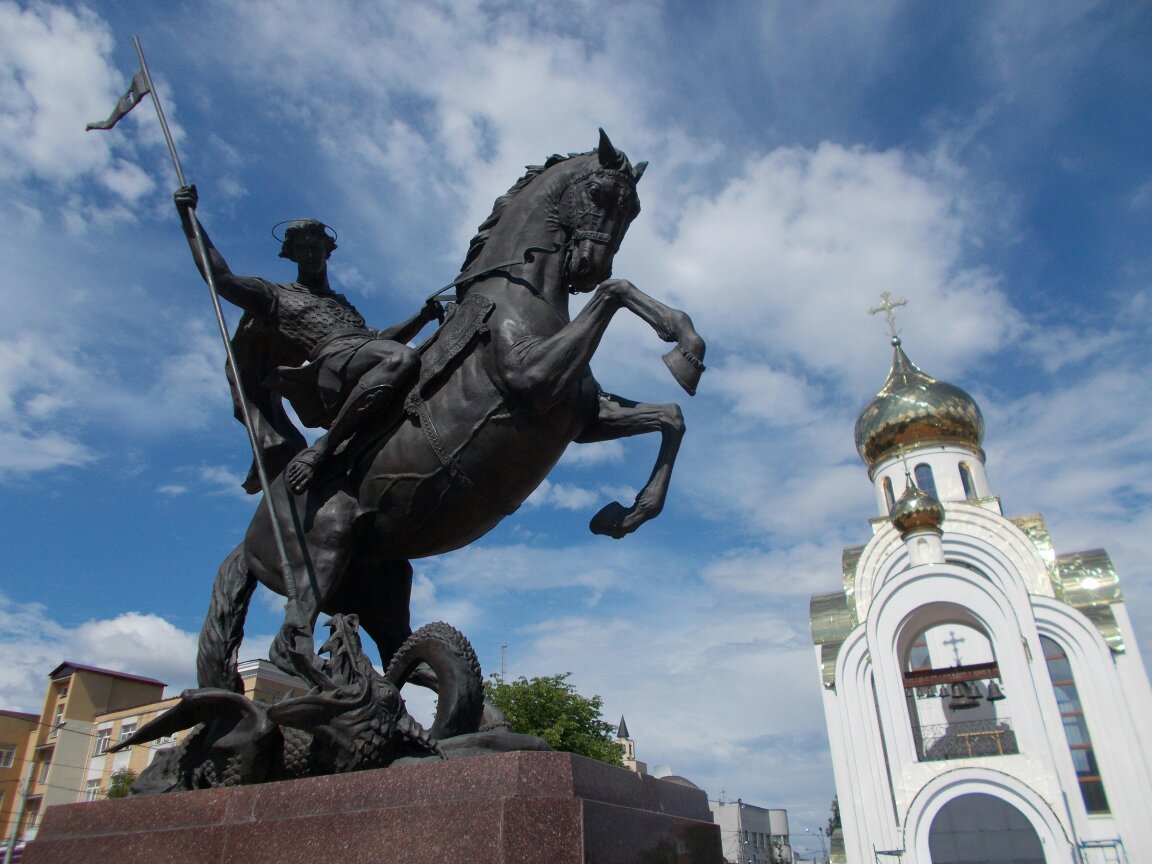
[827, 795, 841, 836]
[484, 673, 624, 766]
[104, 768, 136, 799]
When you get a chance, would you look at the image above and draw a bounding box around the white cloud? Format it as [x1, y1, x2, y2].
[558, 440, 625, 467]
[0, 596, 197, 713]
[632, 143, 1021, 395]
[525, 478, 601, 511]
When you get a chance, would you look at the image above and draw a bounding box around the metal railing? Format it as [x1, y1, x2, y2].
[914, 718, 1018, 761]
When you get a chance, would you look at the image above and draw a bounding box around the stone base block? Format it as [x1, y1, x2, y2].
[24, 750, 722, 863]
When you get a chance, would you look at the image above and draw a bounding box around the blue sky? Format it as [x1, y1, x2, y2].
[1, 0, 1150, 852]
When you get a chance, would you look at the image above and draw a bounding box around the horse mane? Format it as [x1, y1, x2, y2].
[459, 152, 578, 274]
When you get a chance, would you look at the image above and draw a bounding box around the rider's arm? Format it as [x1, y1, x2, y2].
[174, 186, 274, 316]
[374, 298, 443, 343]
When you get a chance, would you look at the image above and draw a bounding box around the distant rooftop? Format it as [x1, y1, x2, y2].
[0, 709, 39, 722]
[48, 661, 166, 688]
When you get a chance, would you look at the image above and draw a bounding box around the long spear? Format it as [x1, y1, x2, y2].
[87, 36, 304, 630]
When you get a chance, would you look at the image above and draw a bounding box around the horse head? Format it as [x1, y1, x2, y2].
[458, 129, 646, 296]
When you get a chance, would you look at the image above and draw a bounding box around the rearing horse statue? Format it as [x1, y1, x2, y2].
[197, 130, 706, 695]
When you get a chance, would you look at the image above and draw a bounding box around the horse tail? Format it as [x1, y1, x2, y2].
[196, 544, 257, 692]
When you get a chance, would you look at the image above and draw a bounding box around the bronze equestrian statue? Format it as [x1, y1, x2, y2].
[191, 130, 706, 734]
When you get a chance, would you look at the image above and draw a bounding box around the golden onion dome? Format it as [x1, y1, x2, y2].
[855, 339, 984, 468]
[891, 476, 945, 536]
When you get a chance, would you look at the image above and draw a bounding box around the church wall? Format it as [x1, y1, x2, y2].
[864, 567, 1073, 831]
[1032, 598, 1152, 858]
[828, 629, 901, 861]
[902, 769, 1077, 863]
[870, 444, 991, 514]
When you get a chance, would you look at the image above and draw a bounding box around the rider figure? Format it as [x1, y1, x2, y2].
[175, 185, 440, 494]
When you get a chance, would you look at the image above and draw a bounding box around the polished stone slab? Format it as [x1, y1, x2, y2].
[24, 750, 721, 863]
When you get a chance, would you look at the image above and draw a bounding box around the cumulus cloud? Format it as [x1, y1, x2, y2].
[0, 596, 197, 713]
[525, 478, 601, 511]
[0, 1, 163, 204]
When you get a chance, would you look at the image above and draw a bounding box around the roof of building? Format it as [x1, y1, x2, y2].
[658, 775, 701, 790]
[0, 709, 39, 722]
[48, 661, 166, 688]
[854, 338, 984, 468]
[617, 714, 630, 740]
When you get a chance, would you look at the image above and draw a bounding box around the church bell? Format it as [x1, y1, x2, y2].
[948, 681, 980, 710]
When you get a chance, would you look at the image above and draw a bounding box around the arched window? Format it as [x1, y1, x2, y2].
[914, 463, 937, 498]
[959, 462, 976, 500]
[882, 477, 895, 513]
[1041, 636, 1110, 813]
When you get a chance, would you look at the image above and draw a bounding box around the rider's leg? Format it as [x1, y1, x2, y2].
[286, 342, 419, 494]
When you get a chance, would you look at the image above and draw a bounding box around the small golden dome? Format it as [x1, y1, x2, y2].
[855, 339, 984, 468]
[891, 477, 945, 536]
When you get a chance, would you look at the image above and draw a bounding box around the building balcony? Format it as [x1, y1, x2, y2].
[914, 718, 1018, 761]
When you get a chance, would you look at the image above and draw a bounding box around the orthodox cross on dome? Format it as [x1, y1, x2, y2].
[868, 291, 908, 344]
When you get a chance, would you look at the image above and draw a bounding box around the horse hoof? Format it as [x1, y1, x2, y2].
[662, 345, 705, 396]
[590, 501, 630, 539]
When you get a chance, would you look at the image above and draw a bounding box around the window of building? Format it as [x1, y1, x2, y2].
[83, 779, 102, 802]
[58, 683, 68, 699]
[48, 706, 64, 739]
[118, 722, 137, 743]
[882, 476, 895, 513]
[0, 747, 15, 769]
[959, 462, 976, 500]
[24, 799, 40, 832]
[37, 756, 51, 784]
[914, 463, 937, 498]
[93, 728, 111, 757]
[1041, 636, 1109, 813]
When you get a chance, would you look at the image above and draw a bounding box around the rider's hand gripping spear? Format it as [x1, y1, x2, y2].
[86, 36, 308, 648]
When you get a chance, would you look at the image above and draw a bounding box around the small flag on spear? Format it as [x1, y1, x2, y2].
[85, 70, 150, 131]
[84, 36, 304, 623]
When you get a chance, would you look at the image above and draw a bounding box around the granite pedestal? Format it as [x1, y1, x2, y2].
[23, 750, 722, 863]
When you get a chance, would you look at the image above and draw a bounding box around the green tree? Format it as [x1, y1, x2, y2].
[827, 795, 841, 837]
[104, 768, 136, 799]
[484, 673, 624, 766]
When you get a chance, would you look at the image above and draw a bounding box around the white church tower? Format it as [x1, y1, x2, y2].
[810, 296, 1152, 864]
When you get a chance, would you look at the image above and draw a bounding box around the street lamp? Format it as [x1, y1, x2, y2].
[805, 827, 828, 864]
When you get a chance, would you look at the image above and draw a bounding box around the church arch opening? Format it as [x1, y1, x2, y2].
[899, 612, 1015, 762]
[928, 793, 1045, 863]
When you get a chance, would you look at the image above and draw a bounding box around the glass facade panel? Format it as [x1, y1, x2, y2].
[1061, 715, 1089, 746]
[1053, 684, 1081, 713]
[1041, 636, 1109, 814]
